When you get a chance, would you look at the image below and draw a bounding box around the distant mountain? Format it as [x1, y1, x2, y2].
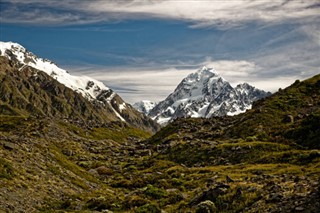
[0, 41, 159, 132]
[133, 100, 157, 115]
[148, 66, 271, 125]
[149, 73, 320, 151]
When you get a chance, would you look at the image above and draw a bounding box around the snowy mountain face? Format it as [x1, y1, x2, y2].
[133, 100, 157, 115]
[148, 67, 271, 125]
[0, 41, 159, 132]
[0, 42, 110, 102]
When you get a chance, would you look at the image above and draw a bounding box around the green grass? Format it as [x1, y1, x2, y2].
[153, 139, 310, 166]
[90, 126, 151, 142]
[1, 73, 319, 212]
[58, 120, 151, 142]
[0, 158, 15, 179]
[49, 144, 99, 187]
[57, 121, 87, 137]
[0, 115, 28, 132]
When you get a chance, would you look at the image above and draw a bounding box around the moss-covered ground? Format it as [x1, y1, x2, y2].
[1, 74, 320, 212]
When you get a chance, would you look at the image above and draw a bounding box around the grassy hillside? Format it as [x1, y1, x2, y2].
[226, 74, 320, 148]
[1, 72, 319, 212]
[0, 115, 152, 212]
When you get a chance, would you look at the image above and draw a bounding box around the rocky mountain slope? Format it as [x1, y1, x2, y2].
[148, 66, 271, 125]
[0, 42, 159, 132]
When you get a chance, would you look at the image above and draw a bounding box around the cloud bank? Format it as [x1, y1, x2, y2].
[1, 0, 319, 27]
[71, 59, 305, 103]
[1, 0, 319, 103]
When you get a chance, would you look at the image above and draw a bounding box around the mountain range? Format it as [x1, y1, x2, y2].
[0, 41, 159, 132]
[0, 41, 271, 128]
[135, 66, 271, 125]
[0, 41, 319, 212]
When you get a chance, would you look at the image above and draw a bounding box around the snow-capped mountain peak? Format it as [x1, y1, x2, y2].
[183, 66, 220, 84]
[148, 66, 271, 125]
[0, 41, 111, 101]
[0, 41, 161, 132]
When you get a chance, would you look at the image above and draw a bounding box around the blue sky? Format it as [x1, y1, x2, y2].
[0, 0, 319, 103]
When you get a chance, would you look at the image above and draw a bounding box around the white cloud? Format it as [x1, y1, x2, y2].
[201, 60, 301, 93]
[2, 0, 319, 103]
[69, 54, 319, 104]
[89, 0, 319, 27]
[245, 76, 301, 93]
[204, 60, 258, 77]
[69, 59, 274, 103]
[2, 0, 320, 27]
[72, 67, 195, 103]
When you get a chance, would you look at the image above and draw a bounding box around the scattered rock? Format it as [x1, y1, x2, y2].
[267, 193, 282, 203]
[206, 178, 215, 187]
[283, 114, 294, 123]
[3, 142, 17, 150]
[189, 184, 230, 206]
[226, 175, 234, 183]
[294, 206, 304, 211]
[88, 169, 99, 176]
[253, 170, 264, 175]
[102, 210, 113, 213]
[62, 149, 73, 156]
[196, 200, 217, 213]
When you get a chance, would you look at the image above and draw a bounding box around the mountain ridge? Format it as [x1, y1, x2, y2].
[146, 66, 271, 125]
[149, 73, 320, 149]
[0, 41, 159, 132]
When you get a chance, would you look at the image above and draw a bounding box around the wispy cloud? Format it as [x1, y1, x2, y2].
[1, 0, 319, 103]
[204, 59, 258, 77]
[1, 0, 319, 27]
[68, 58, 303, 103]
[71, 66, 195, 103]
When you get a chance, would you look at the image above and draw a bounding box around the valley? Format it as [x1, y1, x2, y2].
[0, 42, 319, 212]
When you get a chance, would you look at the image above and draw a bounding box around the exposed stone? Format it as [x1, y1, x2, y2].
[283, 114, 294, 123]
[189, 184, 230, 206]
[3, 142, 17, 150]
[226, 175, 234, 183]
[196, 200, 217, 213]
[294, 206, 304, 211]
[101, 210, 113, 213]
[62, 149, 73, 156]
[267, 193, 282, 203]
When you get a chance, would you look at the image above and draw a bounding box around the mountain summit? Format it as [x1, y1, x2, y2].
[148, 66, 271, 125]
[0, 41, 114, 102]
[0, 41, 159, 132]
